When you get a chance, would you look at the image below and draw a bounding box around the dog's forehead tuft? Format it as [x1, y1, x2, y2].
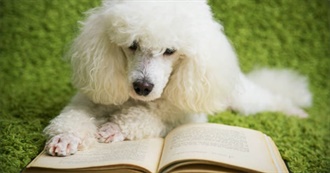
[103, 0, 213, 49]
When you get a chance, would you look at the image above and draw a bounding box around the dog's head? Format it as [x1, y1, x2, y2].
[70, 0, 240, 113]
[124, 41, 179, 102]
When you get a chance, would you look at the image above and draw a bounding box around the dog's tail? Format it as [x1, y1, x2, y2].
[231, 68, 312, 117]
[247, 68, 312, 108]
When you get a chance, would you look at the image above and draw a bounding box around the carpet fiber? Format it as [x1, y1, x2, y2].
[0, 0, 329, 172]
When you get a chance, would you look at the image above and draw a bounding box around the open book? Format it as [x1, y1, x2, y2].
[23, 123, 289, 173]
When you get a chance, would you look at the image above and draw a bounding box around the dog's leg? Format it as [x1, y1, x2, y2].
[43, 93, 102, 156]
[97, 105, 167, 142]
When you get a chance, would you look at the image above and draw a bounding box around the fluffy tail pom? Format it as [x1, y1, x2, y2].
[231, 68, 312, 118]
[246, 68, 312, 108]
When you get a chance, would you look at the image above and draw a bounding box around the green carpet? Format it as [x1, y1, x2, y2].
[0, 0, 329, 172]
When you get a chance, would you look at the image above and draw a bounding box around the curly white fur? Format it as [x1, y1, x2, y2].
[44, 0, 312, 156]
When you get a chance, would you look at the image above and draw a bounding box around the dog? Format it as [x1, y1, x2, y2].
[43, 0, 312, 156]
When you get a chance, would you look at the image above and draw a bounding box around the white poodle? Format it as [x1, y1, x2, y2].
[44, 0, 312, 156]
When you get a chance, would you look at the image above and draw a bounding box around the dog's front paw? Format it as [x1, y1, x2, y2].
[97, 122, 125, 143]
[45, 134, 81, 157]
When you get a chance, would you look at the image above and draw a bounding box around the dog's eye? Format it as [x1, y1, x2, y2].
[163, 48, 176, 56]
[129, 41, 138, 51]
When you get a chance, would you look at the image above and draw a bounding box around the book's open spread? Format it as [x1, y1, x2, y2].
[24, 123, 288, 173]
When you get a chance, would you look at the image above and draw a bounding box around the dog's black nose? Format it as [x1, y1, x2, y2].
[133, 80, 154, 96]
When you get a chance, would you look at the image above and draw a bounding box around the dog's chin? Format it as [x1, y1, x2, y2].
[129, 91, 161, 102]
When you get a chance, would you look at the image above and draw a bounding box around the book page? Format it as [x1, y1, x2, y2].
[264, 136, 289, 173]
[28, 138, 164, 173]
[159, 123, 287, 173]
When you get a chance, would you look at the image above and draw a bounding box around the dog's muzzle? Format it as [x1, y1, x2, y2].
[133, 80, 154, 96]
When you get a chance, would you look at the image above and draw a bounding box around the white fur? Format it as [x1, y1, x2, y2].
[44, 0, 312, 156]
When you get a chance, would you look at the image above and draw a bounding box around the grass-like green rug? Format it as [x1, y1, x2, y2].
[0, 0, 329, 172]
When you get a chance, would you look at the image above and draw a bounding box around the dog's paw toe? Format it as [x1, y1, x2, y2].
[45, 134, 81, 156]
[97, 122, 125, 143]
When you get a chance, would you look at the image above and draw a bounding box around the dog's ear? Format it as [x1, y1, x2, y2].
[69, 9, 129, 105]
[164, 28, 241, 114]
